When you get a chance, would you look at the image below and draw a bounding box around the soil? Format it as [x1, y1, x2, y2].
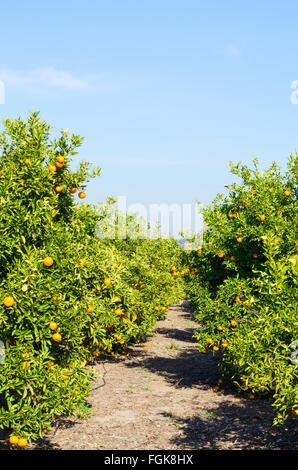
[1, 300, 297, 450]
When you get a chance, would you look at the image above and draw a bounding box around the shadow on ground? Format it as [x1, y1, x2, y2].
[161, 401, 298, 450]
[125, 347, 223, 389]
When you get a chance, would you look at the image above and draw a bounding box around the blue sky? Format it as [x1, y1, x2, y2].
[0, 1, 298, 234]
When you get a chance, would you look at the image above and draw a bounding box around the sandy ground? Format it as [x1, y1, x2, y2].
[2, 300, 297, 450]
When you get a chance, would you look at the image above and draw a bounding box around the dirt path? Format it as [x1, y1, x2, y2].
[3, 300, 297, 450]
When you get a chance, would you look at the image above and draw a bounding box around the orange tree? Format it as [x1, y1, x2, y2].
[185, 155, 298, 424]
[0, 112, 184, 446]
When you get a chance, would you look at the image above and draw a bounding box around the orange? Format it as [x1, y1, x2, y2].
[252, 253, 258, 259]
[9, 435, 19, 445]
[259, 215, 265, 221]
[17, 438, 28, 447]
[69, 186, 77, 194]
[250, 189, 256, 195]
[217, 326, 223, 331]
[52, 332, 62, 342]
[78, 191, 86, 199]
[154, 306, 160, 311]
[55, 185, 63, 193]
[86, 306, 95, 313]
[113, 296, 121, 302]
[235, 297, 241, 304]
[115, 308, 123, 316]
[284, 189, 291, 197]
[3, 296, 14, 307]
[48, 164, 56, 172]
[62, 374, 70, 380]
[236, 237, 243, 243]
[24, 158, 30, 165]
[217, 252, 224, 258]
[47, 361, 54, 366]
[132, 314, 138, 321]
[104, 278, 111, 286]
[49, 322, 58, 330]
[230, 320, 237, 327]
[230, 256, 236, 261]
[43, 256, 54, 267]
[207, 338, 213, 344]
[79, 259, 86, 267]
[57, 156, 65, 163]
[56, 161, 64, 168]
[213, 346, 219, 351]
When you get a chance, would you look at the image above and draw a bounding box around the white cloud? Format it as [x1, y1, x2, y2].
[0, 67, 90, 92]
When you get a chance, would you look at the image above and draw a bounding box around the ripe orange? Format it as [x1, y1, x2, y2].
[43, 256, 54, 267]
[104, 278, 111, 286]
[49, 322, 58, 330]
[24, 158, 30, 165]
[217, 252, 224, 259]
[230, 320, 237, 327]
[55, 185, 63, 193]
[230, 256, 236, 261]
[236, 237, 243, 243]
[115, 308, 123, 316]
[9, 435, 19, 445]
[250, 189, 256, 195]
[113, 296, 121, 302]
[252, 253, 258, 259]
[69, 186, 77, 194]
[17, 438, 28, 447]
[48, 164, 57, 172]
[3, 296, 14, 307]
[217, 326, 223, 331]
[79, 259, 86, 267]
[284, 189, 291, 197]
[207, 338, 213, 344]
[259, 215, 265, 221]
[52, 333, 62, 342]
[57, 156, 65, 163]
[56, 161, 64, 168]
[78, 191, 86, 199]
[86, 306, 95, 313]
[213, 346, 219, 352]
